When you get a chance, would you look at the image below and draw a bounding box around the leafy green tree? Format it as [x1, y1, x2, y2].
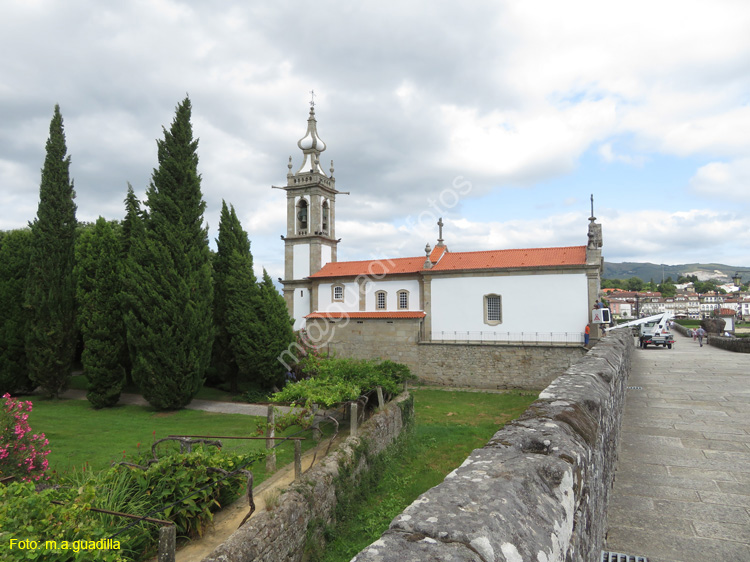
[658, 281, 677, 297]
[625, 276, 644, 292]
[0, 229, 33, 394]
[75, 217, 126, 408]
[122, 97, 214, 409]
[253, 269, 295, 386]
[211, 201, 258, 392]
[25, 105, 78, 398]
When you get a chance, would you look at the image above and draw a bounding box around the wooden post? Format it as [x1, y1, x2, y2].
[312, 403, 321, 442]
[294, 439, 302, 480]
[376, 387, 385, 409]
[265, 406, 276, 473]
[158, 525, 176, 562]
[350, 403, 358, 437]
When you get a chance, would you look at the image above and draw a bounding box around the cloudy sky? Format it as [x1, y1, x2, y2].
[2, 0, 750, 281]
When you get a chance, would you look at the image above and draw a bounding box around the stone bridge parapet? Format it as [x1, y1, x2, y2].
[352, 330, 633, 562]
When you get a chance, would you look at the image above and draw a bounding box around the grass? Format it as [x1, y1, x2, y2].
[25, 396, 332, 484]
[318, 388, 537, 561]
[68, 374, 238, 402]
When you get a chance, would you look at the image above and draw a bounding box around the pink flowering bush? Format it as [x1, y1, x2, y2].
[0, 393, 50, 482]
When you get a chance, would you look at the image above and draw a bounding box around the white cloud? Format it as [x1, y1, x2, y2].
[2, 0, 750, 271]
[689, 158, 750, 199]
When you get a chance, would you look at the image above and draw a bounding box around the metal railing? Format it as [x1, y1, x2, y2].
[424, 331, 584, 345]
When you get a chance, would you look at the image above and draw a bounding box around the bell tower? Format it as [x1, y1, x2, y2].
[276, 101, 343, 329]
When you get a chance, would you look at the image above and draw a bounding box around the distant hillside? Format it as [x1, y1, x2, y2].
[603, 262, 748, 283]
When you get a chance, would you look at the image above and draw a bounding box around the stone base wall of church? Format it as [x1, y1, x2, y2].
[417, 342, 587, 389]
[307, 318, 586, 390]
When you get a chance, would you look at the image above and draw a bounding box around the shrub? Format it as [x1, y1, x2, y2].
[0, 393, 50, 482]
[272, 357, 415, 408]
[0, 482, 128, 561]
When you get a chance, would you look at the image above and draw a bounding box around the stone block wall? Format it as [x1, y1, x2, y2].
[201, 393, 413, 562]
[308, 318, 585, 390]
[352, 330, 633, 562]
[708, 335, 750, 353]
[417, 342, 586, 390]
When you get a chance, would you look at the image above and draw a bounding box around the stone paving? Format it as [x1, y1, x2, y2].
[605, 331, 750, 561]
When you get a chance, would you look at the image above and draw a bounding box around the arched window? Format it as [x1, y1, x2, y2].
[397, 290, 409, 310]
[375, 290, 387, 310]
[296, 199, 308, 234]
[484, 294, 502, 325]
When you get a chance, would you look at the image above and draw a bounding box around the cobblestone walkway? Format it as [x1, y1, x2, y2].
[605, 332, 750, 561]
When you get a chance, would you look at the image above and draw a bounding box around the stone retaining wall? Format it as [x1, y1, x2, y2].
[418, 342, 586, 390]
[672, 322, 689, 337]
[201, 393, 413, 562]
[708, 335, 750, 353]
[352, 330, 633, 562]
[308, 318, 585, 390]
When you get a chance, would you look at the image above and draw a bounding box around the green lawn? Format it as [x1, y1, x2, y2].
[25, 396, 327, 483]
[318, 388, 538, 561]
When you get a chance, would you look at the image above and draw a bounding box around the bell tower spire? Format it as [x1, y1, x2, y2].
[274, 100, 346, 329]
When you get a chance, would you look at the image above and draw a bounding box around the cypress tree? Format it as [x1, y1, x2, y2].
[254, 269, 296, 386]
[121, 183, 144, 258]
[211, 201, 258, 392]
[0, 229, 33, 394]
[25, 105, 78, 398]
[74, 218, 126, 408]
[123, 97, 214, 409]
[119, 183, 144, 382]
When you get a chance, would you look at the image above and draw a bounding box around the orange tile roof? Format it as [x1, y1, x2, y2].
[305, 311, 426, 319]
[309, 256, 426, 278]
[431, 246, 586, 271]
[429, 245, 447, 263]
[310, 246, 587, 278]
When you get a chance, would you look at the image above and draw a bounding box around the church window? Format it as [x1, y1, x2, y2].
[332, 284, 344, 301]
[397, 290, 409, 310]
[484, 294, 502, 325]
[376, 291, 387, 310]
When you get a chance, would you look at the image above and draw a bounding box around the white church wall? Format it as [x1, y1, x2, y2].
[293, 244, 310, 279]
[431, 273, 588, 336]
[321, 245, 332, 269]
[293, 287, 310, 331]
[365, 279, 421, 311]
[317, 281, 359, 312]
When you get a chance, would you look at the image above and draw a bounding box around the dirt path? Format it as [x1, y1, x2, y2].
[170, 433, 343, 562]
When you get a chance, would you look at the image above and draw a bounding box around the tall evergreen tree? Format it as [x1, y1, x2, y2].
[0, 229, 33, 394]
[119, 183, 144, 382]
[122, 97, 214, 409]
[75, 217, 126, 408]
[25, 105, 78, 398]
[254, 269, 295, 386]
[211, 201, 258, 391]
[121, 183, 144, 259]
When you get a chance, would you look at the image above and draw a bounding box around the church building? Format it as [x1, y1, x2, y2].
[276, 105, 604, 388]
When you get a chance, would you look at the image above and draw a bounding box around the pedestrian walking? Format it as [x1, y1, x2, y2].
[696, 326, 707, 347]
[584, 324, 590, 346]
